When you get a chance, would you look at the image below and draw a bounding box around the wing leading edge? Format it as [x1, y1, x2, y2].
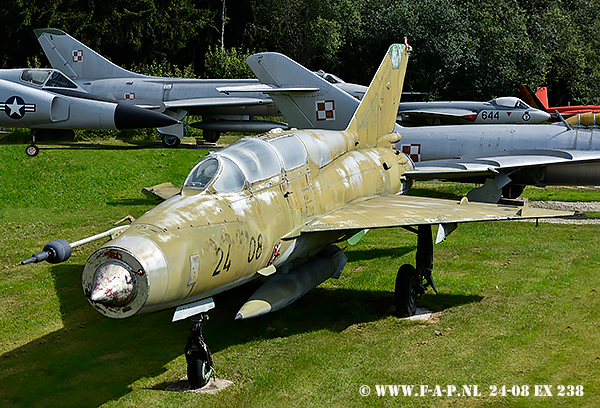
[291, 195, 571, 238]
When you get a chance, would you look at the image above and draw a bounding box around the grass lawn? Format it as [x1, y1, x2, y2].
[0, 142, 599, 407]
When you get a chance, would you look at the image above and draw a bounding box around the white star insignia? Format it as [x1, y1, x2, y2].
[7, 98, 23, 117]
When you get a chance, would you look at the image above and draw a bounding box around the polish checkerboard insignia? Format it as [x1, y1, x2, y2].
[72, 50, 84, 63]
[124, 93, 136, 100]
[316, 100, 335, 121]
[400, 143, 421, 162]
[0, 96, 36, 119]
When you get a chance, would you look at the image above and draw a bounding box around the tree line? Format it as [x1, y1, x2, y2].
[2, 0, 600, 105]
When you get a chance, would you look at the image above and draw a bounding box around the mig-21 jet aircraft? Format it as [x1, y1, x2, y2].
[0, 71, 177, 156]
[22, 44, 569, 389]
[244, 51, 600, 203]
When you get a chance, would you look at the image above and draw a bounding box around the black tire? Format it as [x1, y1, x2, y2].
[395, 264, 418, 317]
[162, 135, 181, 148]
[25, 144, 39, 157]
[186, 349, 211, 389]
[502, 184, 525, 199]
[203, 130, 220, 143]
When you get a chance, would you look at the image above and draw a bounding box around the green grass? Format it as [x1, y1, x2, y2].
[1, 143, 599, 407]
[411, 181, 600, 202]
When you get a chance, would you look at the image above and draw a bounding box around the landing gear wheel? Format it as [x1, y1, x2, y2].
[185, 314, 214, 389]
[25, 144, 39, 157]
[395, 264, 418, 317]
[185, 345, 212, 389]
[162, 134, 181, 148]
[203, 130, 220, 143]
[502, 184, 525, 199]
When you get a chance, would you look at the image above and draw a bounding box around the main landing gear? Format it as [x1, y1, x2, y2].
[395, 225, 438, 317]
[185, 313, 214, 389]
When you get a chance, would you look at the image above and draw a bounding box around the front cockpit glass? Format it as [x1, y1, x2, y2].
[269, 135, 307, 171]
[20, 69, 51, 87]
[44, 71, 78, 88]
[184, 157, 219, 189]
[213, 157, 245, 193]
[492, 97, 521, 109]
[219, 138, 281, 183]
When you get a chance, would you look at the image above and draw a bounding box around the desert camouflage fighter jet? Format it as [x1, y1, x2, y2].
[0, 72, 177, 156]
[22, 44, 570, 389]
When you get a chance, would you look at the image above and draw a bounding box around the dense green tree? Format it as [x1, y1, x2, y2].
[2, 0, 600, 104]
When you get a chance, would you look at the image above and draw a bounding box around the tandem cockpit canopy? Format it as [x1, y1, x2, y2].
[20, 69, 78, 89]
[183, 135, 310, 193]
[490, 96, 532, 110]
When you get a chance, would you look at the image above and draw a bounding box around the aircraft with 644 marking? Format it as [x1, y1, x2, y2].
[22, 43, 570, 389]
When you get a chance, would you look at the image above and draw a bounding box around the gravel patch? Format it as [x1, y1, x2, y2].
[528, 201, 600, 224]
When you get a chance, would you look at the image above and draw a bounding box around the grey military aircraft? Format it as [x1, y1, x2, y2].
[244, 51, 600, 203]
[0, 71, 177, 156]
[21, 44, 569, 389]
[225, 52, 549, 129]
[34, 28, 361, 146]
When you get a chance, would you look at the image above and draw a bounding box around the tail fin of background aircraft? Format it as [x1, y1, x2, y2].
[519, 84, 548, 111]
[246, 52, 361, 130]
[345, 43, 410, 148]
[34, 28, 143, 80]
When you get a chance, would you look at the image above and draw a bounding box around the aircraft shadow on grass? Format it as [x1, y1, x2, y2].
[0, 246, 482, 407]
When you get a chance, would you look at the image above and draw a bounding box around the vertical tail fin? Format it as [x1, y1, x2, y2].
[346, 43, 410, 148]
[246, 52, 361, 130]
[519, 84, 548, 111]
[34, 28, 142, 80]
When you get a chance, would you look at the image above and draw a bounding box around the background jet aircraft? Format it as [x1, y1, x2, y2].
[22, 44, 569, 389]
[396, 97, 550, 126]
[245, 51, 600, 203]
[519, 84, 600, 119]
[0, 71, 177, 156]
[234, 52, 549, 129]
[35, 28, 286, 146]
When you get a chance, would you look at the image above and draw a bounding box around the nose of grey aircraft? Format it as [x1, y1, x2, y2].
[89, 262, 136, 306]
[113, 103, 178, 129]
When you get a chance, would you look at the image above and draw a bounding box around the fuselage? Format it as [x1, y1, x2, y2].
[398, 123, 600, 186]
[83, 130, 411, 318]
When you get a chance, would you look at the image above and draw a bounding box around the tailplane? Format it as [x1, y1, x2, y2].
[346, 43, 410, 148]
[34, 28, 143, 80]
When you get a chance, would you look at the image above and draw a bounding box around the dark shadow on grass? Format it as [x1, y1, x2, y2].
[345, 245, 416, 262]
[106, 198, 161, 207]
[0, 254, 482, 407]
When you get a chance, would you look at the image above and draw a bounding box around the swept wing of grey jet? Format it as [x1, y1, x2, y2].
[22, 44, 570, 389]
[243, 51, 600, 203]
[0, 71, 177, 156]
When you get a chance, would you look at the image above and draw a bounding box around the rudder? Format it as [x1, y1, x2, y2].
[346, 43, 410, 148]
[34, 28, 142, 80]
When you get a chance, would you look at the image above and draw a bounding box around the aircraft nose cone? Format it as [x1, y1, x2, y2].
[89, 262, 136, 306]
[113, 103, 179, 129]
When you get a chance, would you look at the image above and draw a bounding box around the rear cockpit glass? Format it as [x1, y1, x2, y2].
[268, 135, 307, 171]
[185, 157, 219, 189]
[45, 71, 78, 88]
[219, 138, 281, 183]
[213, 157, 245, 193]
